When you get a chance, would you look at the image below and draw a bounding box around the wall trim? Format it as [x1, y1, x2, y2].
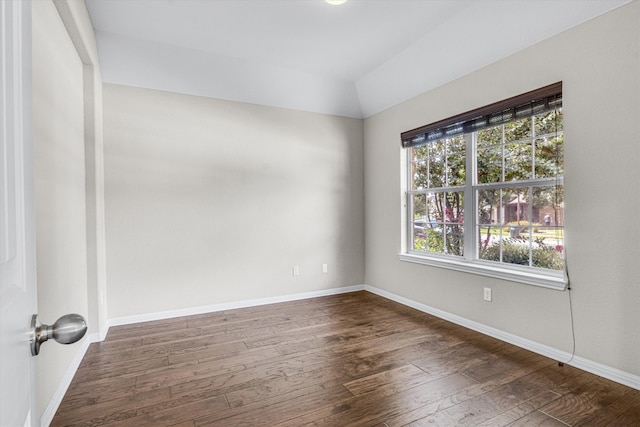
[105, 283, 640, 391]
[45, 288, 368, 424]
[40, 334, 96, 427]
[107, 285, 366, 328]
[95, 325, 109, 343]
[44, 282, 638, 426]
[362, 284, 640, 391]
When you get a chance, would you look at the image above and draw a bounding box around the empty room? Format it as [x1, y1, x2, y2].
[1, 0, 639, 426]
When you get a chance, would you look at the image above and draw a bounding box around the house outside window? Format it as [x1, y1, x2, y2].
[401, 83, 566, 289]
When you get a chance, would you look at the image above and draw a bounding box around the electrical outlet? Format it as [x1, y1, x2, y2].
[293, 265, 300, 276]
[483, 287, 492, 302]
[322, 263, 328, 273]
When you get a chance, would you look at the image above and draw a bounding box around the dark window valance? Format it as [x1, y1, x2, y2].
[401, 82, 562, 148]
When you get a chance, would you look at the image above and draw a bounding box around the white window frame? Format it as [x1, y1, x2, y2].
[400, 98, 567, 290]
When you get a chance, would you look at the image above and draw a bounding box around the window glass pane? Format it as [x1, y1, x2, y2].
[504, 142, 533, 181]
[411, 194, 427, 221]
[412, 145, 429, 161]
[429, 140, 446, 188]
[476, 146, 502, 184]
[424, 226, 445, 254]
[478, 227, 501, 262]
[503, 187, 530, 224]
[446, 136, 466, 187]
[503, 187, 532, 267]
[443, 191, 464, 224]
[477, 225, 504, 260]
[534, 109, 563, 135]
[410, 194, 427, 251]
[411, 157, 428, 190]
[531, 244, 564, 270]
[477, 125, 502, 149]
[477, 185, 564, 270]
[477, 188, 503, 226]
[445, 224, 464, 256]
[501, 239, 532, 267]
[531, 184, 564, 270]
[413, 137, 468, 190]
[553, 135, 564, 174]
[421, 190, 464, 255]
[534, 134, 563, 178]
[504, 117, 532, 142]
[421, 192, 445, 254]
[534, 138, 556, 179]
[426, 192, 444, 225]
[532, 184, 564, 251]
[443, 192, 464, 256]
[479, 187, 533, 266]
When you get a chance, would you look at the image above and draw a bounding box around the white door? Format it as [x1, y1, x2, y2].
[0, 1, 37, 427]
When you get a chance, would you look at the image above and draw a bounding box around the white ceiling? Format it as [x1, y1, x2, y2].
[85, 0, 631, 118]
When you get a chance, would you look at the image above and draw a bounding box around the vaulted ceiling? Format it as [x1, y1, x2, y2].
[86, 0, 631, 118]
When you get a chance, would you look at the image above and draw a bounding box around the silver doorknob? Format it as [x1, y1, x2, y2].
[30, 313, 87, 356]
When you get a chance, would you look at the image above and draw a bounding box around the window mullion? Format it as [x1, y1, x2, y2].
[501, 125, 506, 182]
[475, 177, 563, 190]
[532, 115, 537, 179]
[464, 133, 475, 260]
[527, 186, 534, 267]
[406, 148, 413, 253]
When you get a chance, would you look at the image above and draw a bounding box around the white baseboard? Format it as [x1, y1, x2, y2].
[43, 285, 365, 425]
[40, 336, 92, 427]
[363, 284, 640, 391]
[96, 326, 109, 343]
[40, 331, 110, 426]
[107, 285, 366, 328]
[43, 282, 638, 426]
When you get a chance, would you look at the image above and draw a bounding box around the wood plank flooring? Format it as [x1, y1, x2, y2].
[52, 291, 640, 426]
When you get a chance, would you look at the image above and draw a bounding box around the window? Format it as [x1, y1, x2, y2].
[401, 83, 565, 289]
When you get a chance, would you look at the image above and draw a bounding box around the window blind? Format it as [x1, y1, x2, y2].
[401, 82, 562, 148]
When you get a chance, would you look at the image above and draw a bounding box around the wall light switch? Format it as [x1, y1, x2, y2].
[322, 263, 328, 273]
[293, 265, 300, 276]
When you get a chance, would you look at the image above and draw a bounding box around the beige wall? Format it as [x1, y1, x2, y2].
[27, 0, 640, 422]
[32, 0, 89, 417]
[103, 85, 364, 318]
[364, 2, 640, 375]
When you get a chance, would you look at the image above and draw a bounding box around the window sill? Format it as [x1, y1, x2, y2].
[398, 253, 567, 290]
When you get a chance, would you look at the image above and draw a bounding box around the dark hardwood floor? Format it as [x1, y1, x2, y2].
[52, 291, 640, 426]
